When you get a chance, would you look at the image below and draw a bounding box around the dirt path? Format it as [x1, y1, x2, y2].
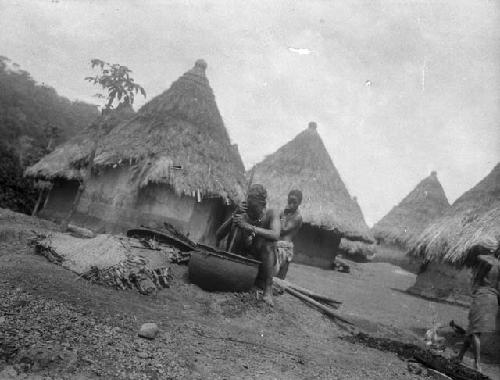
[0, 210, 497, 379]
[287, 262, 468, 338]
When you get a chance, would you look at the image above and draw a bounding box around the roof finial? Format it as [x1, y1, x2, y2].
[308, 121, 317, 130]
[431, 170, 437, 177]
[195, 59, 207, 71]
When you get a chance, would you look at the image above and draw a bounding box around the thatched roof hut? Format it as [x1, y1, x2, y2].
[93, 59, 246, 203]
[25, 60, 246, 243]
[372, 171, 450, 249]
[249, 121, 372, 268]
[25, 103, 135, 181]
[250, 122, 372, 243]
[409, 162, 500, 267]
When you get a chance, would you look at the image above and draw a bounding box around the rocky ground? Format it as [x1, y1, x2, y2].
[0, 209, 498, 379]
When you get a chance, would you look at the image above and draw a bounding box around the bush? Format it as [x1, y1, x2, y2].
[0, 143, 37, 214]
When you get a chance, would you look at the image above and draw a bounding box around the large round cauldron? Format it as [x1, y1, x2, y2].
[188, 245, 260, 292]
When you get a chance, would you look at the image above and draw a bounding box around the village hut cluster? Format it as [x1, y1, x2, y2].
[368, 161, 499, 310]
[407, 163, 500, 305]
[369, 171, 450, 269]
[26, 59, 376, 266]
[26, 59, 499, 283]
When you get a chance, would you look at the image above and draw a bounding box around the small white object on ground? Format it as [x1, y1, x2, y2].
[138, 323, 159, 340]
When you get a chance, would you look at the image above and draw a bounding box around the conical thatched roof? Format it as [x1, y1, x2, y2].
[93, 60, 246, 203]
[25, 103, 135, 181]
[409, 162, 500, 266]
[250, 122, 373, 242]
[372, 171, 450, 248]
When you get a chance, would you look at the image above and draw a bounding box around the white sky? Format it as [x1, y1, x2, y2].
[1, 0, 499, 225]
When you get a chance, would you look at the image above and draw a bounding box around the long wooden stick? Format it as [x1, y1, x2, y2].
[274, 278, 342, 306]
[32, 188, 44, 216]
[228, 167, 255, 252]
[274, 279, 352, 326]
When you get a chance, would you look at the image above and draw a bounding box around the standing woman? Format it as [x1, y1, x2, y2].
[455, 245, 500, 372]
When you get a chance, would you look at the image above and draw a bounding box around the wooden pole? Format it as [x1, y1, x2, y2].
[274, 278, 342, 306]
[228, 167, 255, 252]
[32, 188, 44, 216]
[273, 278, 352, 326]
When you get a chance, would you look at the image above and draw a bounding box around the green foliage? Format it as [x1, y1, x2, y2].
[0, 143, 37, 214]
[85, 59, 146, 110]
[0, 56, 99, 151]
[0, 56, 99, 214]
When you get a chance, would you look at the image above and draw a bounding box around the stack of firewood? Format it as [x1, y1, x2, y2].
[82, 261, 172, 294]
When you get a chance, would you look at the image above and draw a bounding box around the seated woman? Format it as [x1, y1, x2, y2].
[215, 184, 280, 306]
[455, 244, 500, 372]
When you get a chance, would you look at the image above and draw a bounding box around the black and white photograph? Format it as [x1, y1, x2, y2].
[0, 0, 499, 379]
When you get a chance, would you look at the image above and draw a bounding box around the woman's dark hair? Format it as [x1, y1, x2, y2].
[247, 184, 267, 207]
[288, 189, 303, 204]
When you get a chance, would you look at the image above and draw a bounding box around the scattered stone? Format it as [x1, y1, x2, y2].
[67, 224, 96, 239]
[331, 257, 350, 273]
[137, 351, 151, 359]
[138, 323, 159, 340]
[137, 277, 156, 295]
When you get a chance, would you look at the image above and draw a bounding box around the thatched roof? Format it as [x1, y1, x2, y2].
[372, 171, 450, 249]
[249, 122, 373, 243]
[25, 103, 135, 181]
[27, 60, 246, 203]
[93, 60, 246, 203]
[409, 162, 500, 267]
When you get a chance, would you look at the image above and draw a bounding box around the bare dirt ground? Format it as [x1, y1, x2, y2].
[0, 209, 498, 379]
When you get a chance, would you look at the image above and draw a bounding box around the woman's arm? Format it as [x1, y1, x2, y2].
[234, 210, 280, 241]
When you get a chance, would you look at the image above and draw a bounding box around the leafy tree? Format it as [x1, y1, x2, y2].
[85, 59, 146, 111]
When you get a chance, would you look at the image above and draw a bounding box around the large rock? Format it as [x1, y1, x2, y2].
[138, 323, 159, 340]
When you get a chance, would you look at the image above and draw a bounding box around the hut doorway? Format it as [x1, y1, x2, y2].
[39, 179, 80, 222]
[293, 223, 341, 268]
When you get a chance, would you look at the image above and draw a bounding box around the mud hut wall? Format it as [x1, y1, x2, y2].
[407, 262, 472, 305]
[73, 167, 222, 242]
[38, 180, 80, 221]
[187, 197, 228, 245]
[292, 223, 341, 268]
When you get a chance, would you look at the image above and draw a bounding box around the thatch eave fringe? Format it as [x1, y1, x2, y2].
[24, 108, 137, 181]
[408, 207, 500, 267]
